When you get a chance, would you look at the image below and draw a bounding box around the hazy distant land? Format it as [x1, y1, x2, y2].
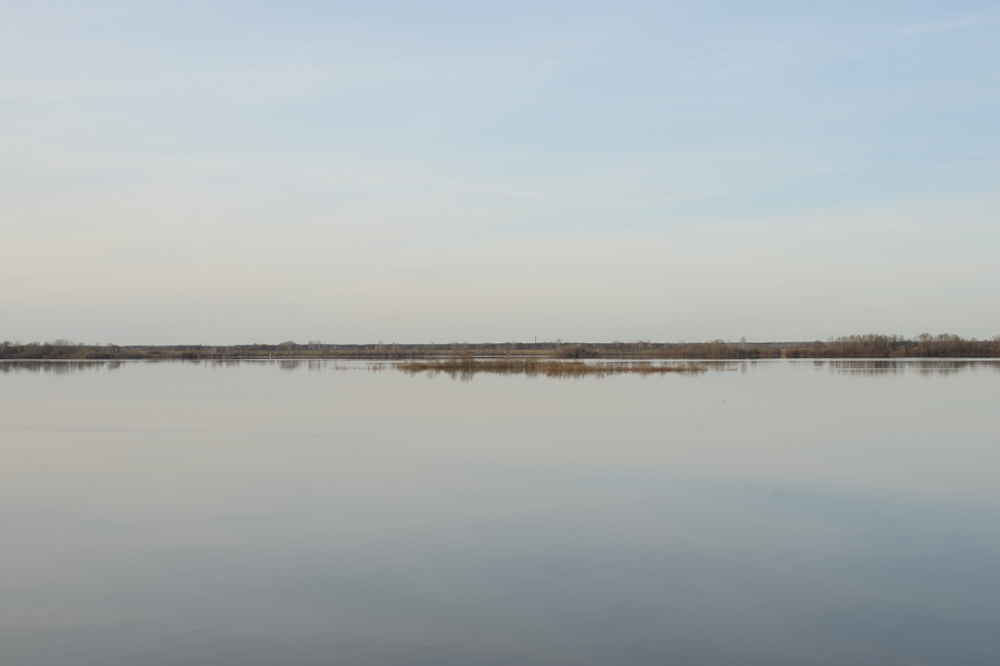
[2, 334, 998, 361]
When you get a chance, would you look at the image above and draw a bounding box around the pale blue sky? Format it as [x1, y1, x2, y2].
[2, 1, 998, 343]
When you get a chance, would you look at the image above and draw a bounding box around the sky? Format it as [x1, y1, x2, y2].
[1, 1, 998, 344]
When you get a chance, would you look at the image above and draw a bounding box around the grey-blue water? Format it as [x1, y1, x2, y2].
[1, 359, 999, 665]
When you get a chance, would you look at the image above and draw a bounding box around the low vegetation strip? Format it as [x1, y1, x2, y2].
[396, 358, 707, 378]
[2, 334, 998, 360]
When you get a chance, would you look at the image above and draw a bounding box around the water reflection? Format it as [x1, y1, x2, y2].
[824, 359, 1000, 376]
[4, 358, 998, 378]
[1, 360, 999, 665]
[0, 360, 125, 374]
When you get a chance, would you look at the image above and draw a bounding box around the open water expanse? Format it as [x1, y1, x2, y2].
[1, 359, 999, 665]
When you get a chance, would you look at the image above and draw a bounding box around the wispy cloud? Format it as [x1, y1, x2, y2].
[903, 15, 1000, 35]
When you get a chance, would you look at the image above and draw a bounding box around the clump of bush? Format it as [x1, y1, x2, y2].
[551, 345, 599, 359]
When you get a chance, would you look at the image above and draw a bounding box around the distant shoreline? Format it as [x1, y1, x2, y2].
[2, 334, 998, 360]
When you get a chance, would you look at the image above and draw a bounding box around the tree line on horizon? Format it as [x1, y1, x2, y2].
[2, 334, 999, 361]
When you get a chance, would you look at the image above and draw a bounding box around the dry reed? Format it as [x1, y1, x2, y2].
[395, 357, 706, 379]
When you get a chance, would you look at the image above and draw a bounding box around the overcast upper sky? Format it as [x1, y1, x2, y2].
[2, 1, 998, 344]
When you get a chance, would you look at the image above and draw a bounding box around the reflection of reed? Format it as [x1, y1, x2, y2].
[395, 358, 707, 380]
[276, 360, 334, 371]
[209, 360, 244, 369]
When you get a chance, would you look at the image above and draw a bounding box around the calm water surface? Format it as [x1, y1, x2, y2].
[1, 359, 999, 665]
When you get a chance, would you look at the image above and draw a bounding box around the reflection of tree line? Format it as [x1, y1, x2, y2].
[0, 360, 124, 374]
[821, 359, 1000, 375]
[3, 358, 996, 377]
[2, 334, 999, 361]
